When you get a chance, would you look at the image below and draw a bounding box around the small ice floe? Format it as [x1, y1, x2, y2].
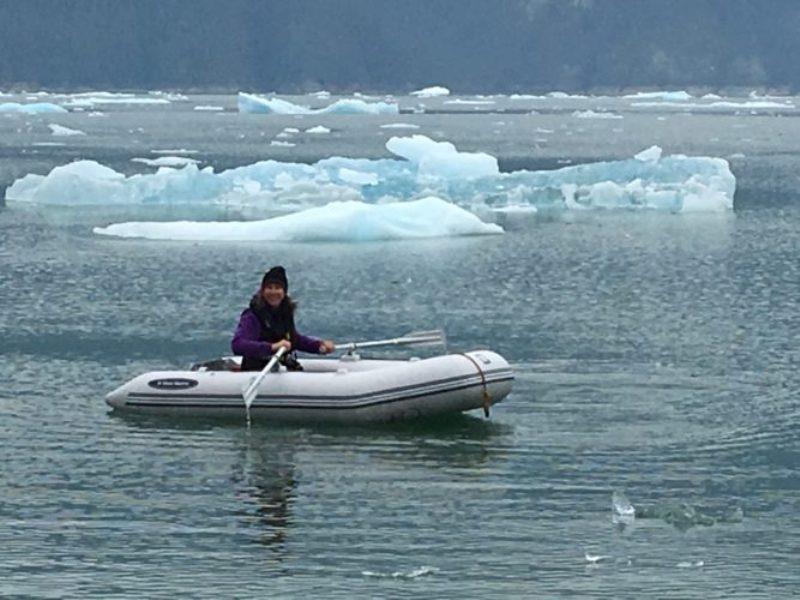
[728, 152, 746, 159]
[32, 142, 66, 147]
[443, 99, 496, 105]
[151, 148, 199, 155]
[380, 122, 420, 130]
[362, 566, 439, 579]
[573, 110, 623, 119]
[87, 111, 105, 117]
[238, 92, 398, 115]
[677, 560, 705, 568]
[612, 490, 636, 525]
[0, 102, 67, 114]
[48, 124, 86, 136]
[624, 90, 693, 101]
[305, 125, 330, 133]
[585, 552, 610, 564]
[410, 86, 450, 97]
[194, 105, 224, 111]
[131, 156, 199, 167]
[270, 140, 295, 147]
[634, 145, 662, 162]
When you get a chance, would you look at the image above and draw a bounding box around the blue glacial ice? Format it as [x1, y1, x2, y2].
[92, 197, 502, 241]
[237, 92, 398, 115]
[5, 135, 735, 215]
[0, 102, 68, 114]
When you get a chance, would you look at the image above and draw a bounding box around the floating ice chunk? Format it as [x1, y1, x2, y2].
[573, 110, 623, 119]
[92, 197, 503, 242]
[612, 491, 636, 519]
[410, 86, 450, 97]
[194, 105, 224, 111]
[338, 168, 378, 186]
[238, 92, 398, 115]
[48, 124, 86, 136]
[132, 156, 199, 167]
[7, 161, 222, 206]
[386, 135, 498, 178]
[444, 99, 496, 105]
[6, 135, 735, 215]
[677, 560, 705, 568]
[635, 145, 662, 162]
[380, 122, 419, 129]
[270, 140, 295, 147]
[362, 566, 439, 578]
[305, 125, 330, 133]
[584, 553, 609, 563]
[238, 93, 312, 114]
[63, 94, 169, 107]
[151, 148, 199, 155]
[318, 98, 398, 115]
[0, 102, 67, 114]
[632, 100, 793, 110]
[624, 90, 693, 101]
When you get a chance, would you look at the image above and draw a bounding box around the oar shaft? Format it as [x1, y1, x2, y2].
[243, 346, 287, 409]
[341, 334, 443, 351]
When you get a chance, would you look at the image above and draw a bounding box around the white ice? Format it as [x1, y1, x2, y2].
[573, 110, 623, 119]
[92, 197, 503, 242]
[632, 100, 793, 110]
[6, 135, 735, 214]
[0, 102, 68, 114]
[49, 124, 86, 136]
[410, 86, 450, 97]
[194, 105, 224, 111]
[305, 125, 330, 134]
[238, 92, 398, 115]
[131, 156, 199, 167]
[624, 90, 693, 101]
[380, 123, 420, 129]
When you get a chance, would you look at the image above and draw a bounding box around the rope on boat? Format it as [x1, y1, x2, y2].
[460, 353, 492, 417]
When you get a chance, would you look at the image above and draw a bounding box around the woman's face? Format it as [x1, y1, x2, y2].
[261, 282, 285, 308]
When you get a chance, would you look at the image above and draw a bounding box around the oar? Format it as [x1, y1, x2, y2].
[243, 346, 287, 420]
[339, 329, 447, 354]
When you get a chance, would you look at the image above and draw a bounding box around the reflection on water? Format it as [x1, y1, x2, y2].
[235, 433, 297, 552]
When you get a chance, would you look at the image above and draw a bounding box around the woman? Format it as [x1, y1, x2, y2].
[232, 266, 335, 371]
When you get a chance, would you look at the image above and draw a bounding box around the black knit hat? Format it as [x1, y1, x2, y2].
[261, 266, 288, 290]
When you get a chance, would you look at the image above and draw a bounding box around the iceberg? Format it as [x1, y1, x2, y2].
[0, 102, 68, 114]
[92, 197, 503, 242]
[6, 135, 735, 214]
[237, 92, 398, 115]
[410, 86, 450, 97]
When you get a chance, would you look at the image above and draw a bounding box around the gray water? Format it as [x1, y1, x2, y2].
[1, 95, 799, 598]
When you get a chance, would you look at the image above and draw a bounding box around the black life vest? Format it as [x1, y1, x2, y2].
[241, 294, 297, 371]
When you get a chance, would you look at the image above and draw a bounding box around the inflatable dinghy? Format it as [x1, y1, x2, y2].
[105, 350, 514, 423]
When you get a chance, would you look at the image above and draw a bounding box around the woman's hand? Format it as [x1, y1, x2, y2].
[271, 339, 292, 353]
[318, 340, 336, 354]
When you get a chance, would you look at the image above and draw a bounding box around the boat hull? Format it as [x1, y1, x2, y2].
[106, 350, 514, 423]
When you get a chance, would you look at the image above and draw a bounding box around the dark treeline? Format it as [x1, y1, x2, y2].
[1, 0, 799, 93]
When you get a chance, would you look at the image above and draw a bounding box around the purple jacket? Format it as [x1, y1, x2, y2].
[231, 309, 323, 360]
